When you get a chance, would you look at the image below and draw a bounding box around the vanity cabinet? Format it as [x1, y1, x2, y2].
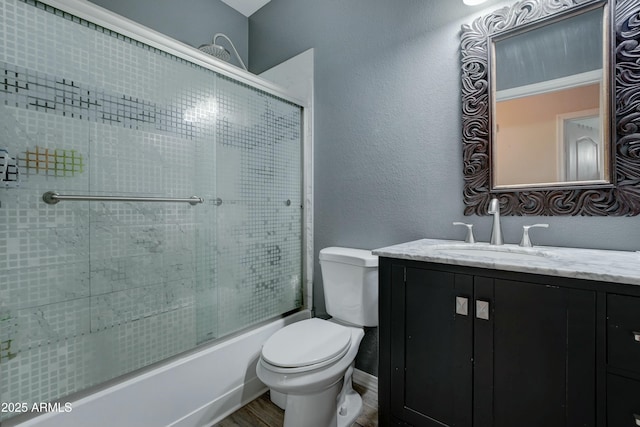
[379, 258, 605, 427]
[606, 294, 640, 427]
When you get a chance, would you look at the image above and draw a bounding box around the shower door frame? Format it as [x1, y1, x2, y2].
[37, 0, 313, 314]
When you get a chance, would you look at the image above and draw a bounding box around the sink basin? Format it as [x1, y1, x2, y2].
[431, 244, 551, 261]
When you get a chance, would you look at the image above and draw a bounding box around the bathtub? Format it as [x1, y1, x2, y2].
[13, 310, 311, 427]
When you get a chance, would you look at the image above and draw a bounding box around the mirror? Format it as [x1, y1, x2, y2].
[460, 0, 640, 216]
[492, 5, 609, 188]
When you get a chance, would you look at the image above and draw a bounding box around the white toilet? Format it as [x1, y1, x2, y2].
[256, 247, 378, 427]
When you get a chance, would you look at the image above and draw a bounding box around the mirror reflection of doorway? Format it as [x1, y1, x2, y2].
[557, 110, 601, 182]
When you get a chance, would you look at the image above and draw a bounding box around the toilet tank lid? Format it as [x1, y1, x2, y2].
[319, 247, 378, 267]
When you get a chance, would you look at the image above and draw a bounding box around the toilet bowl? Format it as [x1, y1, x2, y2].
[256, 247, 378, 427]
[256, 318, 364, 427]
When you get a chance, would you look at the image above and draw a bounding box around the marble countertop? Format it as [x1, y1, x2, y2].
[373, 238, 640, 286]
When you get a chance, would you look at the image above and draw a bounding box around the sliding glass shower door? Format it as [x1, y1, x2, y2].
[0, 0, 303, 421]
[214, 75, 303, 337]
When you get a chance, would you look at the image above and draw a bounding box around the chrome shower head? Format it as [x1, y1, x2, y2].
[198, 42, 231, 62]
[198, 33, 247, 70]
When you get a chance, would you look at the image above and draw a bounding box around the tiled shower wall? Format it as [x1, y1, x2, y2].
[0, 0, 302, 420]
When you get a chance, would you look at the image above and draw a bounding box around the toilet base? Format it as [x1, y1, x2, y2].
[280, 381, 363, 427]
[336, 363, 362, 427]
[337, 388, 363, 427]
[274, 362, 362, 427]
[283, 379, 342, 427]
[269, 389, 287, 410]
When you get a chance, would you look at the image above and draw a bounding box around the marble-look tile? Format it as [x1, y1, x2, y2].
[0, 262, 90, 309]
[0, 225, 89, 271]
[0, 333, 96, 406]
[374, 238, 640, 286]
[94, 305, 197, 379]
[89, 254, 164, 295]
[89, 279, 194, 332]
[16, 298, 91, 351]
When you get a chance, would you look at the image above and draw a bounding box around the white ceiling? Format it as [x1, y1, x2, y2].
[220, 0, 271, 17]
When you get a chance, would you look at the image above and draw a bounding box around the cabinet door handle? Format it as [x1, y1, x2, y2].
[633, 331, 640, 342]
[476, 300, 490, 320]
[456, 296, 469, 316]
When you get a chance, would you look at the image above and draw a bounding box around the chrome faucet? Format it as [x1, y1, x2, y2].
[488, 198, 503, 245]
[519, 224, 549, 247]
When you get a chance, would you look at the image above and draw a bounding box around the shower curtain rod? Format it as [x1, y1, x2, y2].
[42, 191, 204, 206]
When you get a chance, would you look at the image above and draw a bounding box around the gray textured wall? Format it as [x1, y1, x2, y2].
[249, 0, 640, 376]
[88, 0, 249, 69]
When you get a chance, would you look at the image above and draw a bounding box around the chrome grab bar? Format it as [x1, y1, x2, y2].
[43, 191, 203, 206]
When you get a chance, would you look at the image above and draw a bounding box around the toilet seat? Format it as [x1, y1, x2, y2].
[261, 318, 352, 373]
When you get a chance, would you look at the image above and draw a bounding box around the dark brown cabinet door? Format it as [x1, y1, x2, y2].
[390, 266, 473, 426]
[607, 294, 640, 374]
[380, 259, 598, 427]
[474, 279, 597, 427]
[607, 374, 640, 427]
[606, 294, 640, 426]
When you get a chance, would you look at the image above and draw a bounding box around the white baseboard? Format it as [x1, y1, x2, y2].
[353, 369, 378, 395]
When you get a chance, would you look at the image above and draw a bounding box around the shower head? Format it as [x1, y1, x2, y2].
[199, 33, 247, 71]
[199, 42, 231, 62]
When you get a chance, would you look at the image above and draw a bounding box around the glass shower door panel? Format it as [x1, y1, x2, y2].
[0, 107, 93, 412]
[215, 77, 302, 335]
[0, 0, 218, 413]
[85, 42, 219, 379]
[192, 93, 219, 346]
[0, 0, 302, 420]
[0, 0, 95, 412]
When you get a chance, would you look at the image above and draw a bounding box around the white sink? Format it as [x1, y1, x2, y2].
[431, 244, 551, 261]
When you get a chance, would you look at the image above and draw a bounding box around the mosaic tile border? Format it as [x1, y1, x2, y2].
[0, 1, 301, 142]
[21, 0, 301, 108]
[22, 0, 203, 71]
[1, 61, 200, 139]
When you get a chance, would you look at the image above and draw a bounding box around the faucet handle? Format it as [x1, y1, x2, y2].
[453, 222, 476, 243]
[519, 224, 549, 247]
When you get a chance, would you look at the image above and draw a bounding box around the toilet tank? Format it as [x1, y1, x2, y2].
[319, 247, 378, 327]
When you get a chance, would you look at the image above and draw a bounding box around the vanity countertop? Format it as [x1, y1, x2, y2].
[373, 238, 640, 286]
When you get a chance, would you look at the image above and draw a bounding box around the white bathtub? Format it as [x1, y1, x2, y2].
[13, 310, 311, 427]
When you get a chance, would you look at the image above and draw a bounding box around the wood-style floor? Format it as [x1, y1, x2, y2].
[213, 382, 378, 427]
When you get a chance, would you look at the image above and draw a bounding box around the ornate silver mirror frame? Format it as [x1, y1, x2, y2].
[461, 0, 640, 216]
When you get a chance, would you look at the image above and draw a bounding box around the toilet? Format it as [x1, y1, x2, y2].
[256, 247, 378, 427]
